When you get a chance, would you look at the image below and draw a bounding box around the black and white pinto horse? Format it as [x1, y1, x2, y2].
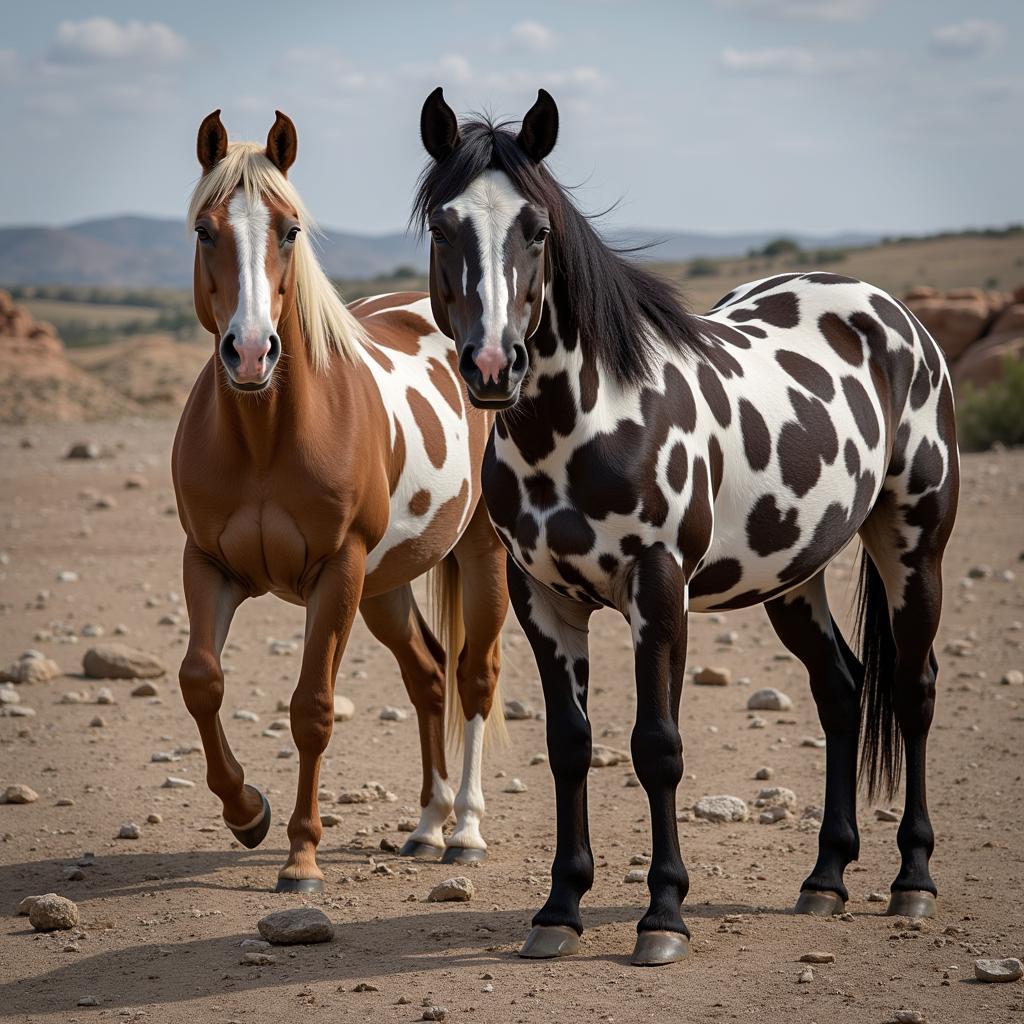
[415, 88, 959, 966]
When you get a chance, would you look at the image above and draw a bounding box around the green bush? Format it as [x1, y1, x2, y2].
[957, 358, 1024, 451]
[687, 257, 718, 278]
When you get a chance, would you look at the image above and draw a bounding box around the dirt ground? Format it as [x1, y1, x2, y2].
[1, 419, 1022, 1024]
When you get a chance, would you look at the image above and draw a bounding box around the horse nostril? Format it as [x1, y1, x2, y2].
[510, 343, 529, 378]
[459, 345, 479, 381]
[220, 332, 239, 366]
[268, 334, 280, 362]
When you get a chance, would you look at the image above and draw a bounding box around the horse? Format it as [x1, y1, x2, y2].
[172, 109, 508, 893]
[413, 88, 959, 965]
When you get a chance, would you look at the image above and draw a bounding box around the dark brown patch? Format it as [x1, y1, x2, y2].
[407, 387, 447, 468]
[598, 553, 619, 575]
[388, 420, 406, 497]
[689, 557, 743, 598]
[524, 471, 558, 509]
[427, 356, 462, 416]
[819, 312, 864, 367]
[728, 291, 799, 329]
[908, 438, 943, 495]
[908, 359, 930, 411]
[708, 435, 724, 498]
[621, 534, 644, 558]
[841, 375, 880, 448]
[802, 273, 859, 285]
[579, 355, 599, 413]
[408, 488, 431, 516]
[363, 341, 395, 372]
[666, 442, 688, 492]
[844, 439, 860, 476]
[364, 308, 434, 355]
[676, 457, 712, 576]
[546, 509, 597, 556]
[739, 399, 771, 471]
[698, 363, 731, 427]
[777, 389, 838, 497]
[869, 293, 914, 345]
[775, 350, 836, 401]
[746, 495, 800, 556]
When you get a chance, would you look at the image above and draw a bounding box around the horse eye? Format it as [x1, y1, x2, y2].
[285, 226, 300, 244]
[533, 227, 550, 245]
[195, 226, 212, 244]
[430, 227, 448, 245]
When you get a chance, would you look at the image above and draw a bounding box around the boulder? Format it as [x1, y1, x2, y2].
[257, 907, 334, 945]
[28, 893, 79, 931]
[82, 644, 167, 680]
[0, 651, 61, 684]
[954, 330, 1024, 391]
[905, 294, 990, 361]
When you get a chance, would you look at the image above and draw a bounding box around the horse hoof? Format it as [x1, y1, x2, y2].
[794, 890, 846, 916]
[226, 790, 271, 850]
[631, 930, 690, 966]
[886, 890, 936, 918]
[441, 846, 487, 865]
[518, 925, 580, 959]
[275, 876, 325, 894]
[399, 839, 445, 860]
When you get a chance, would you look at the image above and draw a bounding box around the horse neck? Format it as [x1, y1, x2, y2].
[213, 303, 313, 456]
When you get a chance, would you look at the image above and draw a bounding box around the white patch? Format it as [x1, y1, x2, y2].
[523, 583, 591, 720]
[407, 767, 454, 848]
[446, 713, 487, 850]
[227, 190, 274, 344]
[444, 170, 527, 354]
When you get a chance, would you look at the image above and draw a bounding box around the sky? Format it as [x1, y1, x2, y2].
[0, 0, 1020, 237]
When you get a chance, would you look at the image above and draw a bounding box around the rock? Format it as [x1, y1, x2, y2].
[503, 698, 534, 720]
[268, 640, 298, 656]
[337, 788, 375, 804]
[131, 681, 159, 697]
[694, 666, 731, 686]
[623, 868, 646, 883]
[800, 951, 836, 963]
[591, 744, 630, 767]
[17, 894, 44, 915]
[257, 907, 334, 945]
[530, 753, 548, 765]
[759, 806, 789, 824]
[0, 651, 61, 684]
[800, 736, 826, 749]
[905, 292, 989, 361]
[967, 564, 992, 579]
[422, 1008, 448, 1021]
[57, 571, 79, 583]
[749, 716, 766, 729]
[3, 784, 39, 804]
[974, 957, 1023, 983]
[89, 716, 106, 728]
[0, 685, 19, 705]
[954, 330, 1024, 391]
[162, 777, 195, 789]
[755, 786, 797, 812]
[321, 813, 341, 827]
[96, 687, 115, 704]
[240, 938, 271, 951]
[746, 687, 792, 711]
[867, 891, 887, 902]
[118, 822, 141, 839]
[1001, 669, 1023, 686]
[875, 808, 900, 822]
[427, 876, 474, 902]
[233, 709, 259, 722]
[503, 777, 528, 793]
[28, 893, 79, 931]
[754, 766, 774, 780]
[66, 442, 102, 459]
[82, 644, 166, 680]
[379, 705, 408, 721]
[693, 795, 748, 823]
[124, 474, 147, 489]
[78, 996, 100, 1007]
[333, 695, 355, 721]
[242, 951, 276, 966]
[147, 813, 162, 824]
[889, 1013, 927, 1024]
[797, 968, 814, 983]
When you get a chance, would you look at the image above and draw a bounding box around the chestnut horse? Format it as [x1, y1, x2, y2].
[172, 110, 507, 893]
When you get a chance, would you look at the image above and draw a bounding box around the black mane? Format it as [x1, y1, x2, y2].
[412, 116, 708, 386]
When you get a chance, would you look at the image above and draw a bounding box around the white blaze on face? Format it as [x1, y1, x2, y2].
[444, 169, 526, 353]
[227, 189, 273, 346]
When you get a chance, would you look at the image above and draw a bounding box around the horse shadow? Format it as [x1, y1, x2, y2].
[0, 846, 778, 1017]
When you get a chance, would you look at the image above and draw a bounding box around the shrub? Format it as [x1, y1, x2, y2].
[687, 257, 718, 278]
[957, 358, 1024, 451]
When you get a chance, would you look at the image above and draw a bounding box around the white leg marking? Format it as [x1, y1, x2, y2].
[408, 768, 454, 849]
[446, 713, 488, 851]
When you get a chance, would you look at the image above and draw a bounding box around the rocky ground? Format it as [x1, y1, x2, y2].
[1, 421, 1022, 1024]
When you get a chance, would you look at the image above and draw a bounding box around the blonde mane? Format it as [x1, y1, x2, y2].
[187, 141, 366, 371]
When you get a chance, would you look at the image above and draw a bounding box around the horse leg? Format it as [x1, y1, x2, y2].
[859, 396, 959, 918]
[360, 583, 451, 860]
[628, 544, 690, 966]
[509, 558, 594, 960]
[277, 545, 365, 893]
[179, 541, 268, 846]
[443, 500, 509, 865]
[765, 572, 862, 916]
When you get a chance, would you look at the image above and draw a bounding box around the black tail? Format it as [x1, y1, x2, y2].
[856, 549, 902, 801]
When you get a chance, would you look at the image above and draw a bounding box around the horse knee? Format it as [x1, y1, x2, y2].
[289, 690, 334, 754]
[179, 650, 223, 718]
[630, 717, 683, 788]
[808, 667, 859, 733]
[547, 715, 591, 780]
[893, 663, 936, 734]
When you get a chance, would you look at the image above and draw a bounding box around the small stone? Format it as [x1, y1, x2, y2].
[269, 640, 298, 656]
[337, 789, 375, 804]
[503, 777, 528, 793]
[257, 907, 334, 945]
[974, 957, 1023, 983]
[529, 753, 547, 766]
[57, 570, 80, 583]
[747, 687, 792, 711]
[797, 968, 814, 983]
[333, 695, 355, 721]
[3, 784, 39, 804]
[131, 681, 159, 697]
[623, 869, 646, 883]
[66, 442, 102, 459]
[754, 766, 774, 780]
[591, 744, 630, 768]
[81, 624, 103, 638]
[800, 951, 836, 963]
[28, 893, 79, 931]
[422, 1008, 448, 1021]
[7, 705, 36, 717]
[755, 786, 797, 811]
[162, 777, 195, 789]
[694, 666, 731, 686]
[693, 795, 748, 823]
[0, 686, 19, 705]
[716, 631, 739, 645]
[82, 644, 166, 680]
[94, 494, 117, 510]
[967, 564, 991, 579]
[875, 808, 900, 822]
[800, 736, 826, 749]
[124, 474, 147, 489]
[867, 891, 887, 902]
[77, 996, 100, 1007]
[64, 866, 85, 881]
[96, 687, 115, 705]
[0, 652, 61, 684]
[321, 813, 341, 827]
[1000, 669, 1023, 686]
[352, 983, 379, 992]
[759, 806, 789, 824]
[379, 705, 408, 721]
[56, 797, 75, 807]
[240, 938, 271, 951]
[242, 951, 276, 966]
[504, 698, 534, 720]
[749, 716, 766, 729]
[889, 1013, 927, 1024]
[118, 822, 141, 839]
[397, 818, 416, 832]
[147, 813, 162, 824]
[427, 876, 474, 902]
[233, 709, 259, 722]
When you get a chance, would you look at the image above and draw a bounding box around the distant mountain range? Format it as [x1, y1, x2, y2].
[0, 214, 879, 287]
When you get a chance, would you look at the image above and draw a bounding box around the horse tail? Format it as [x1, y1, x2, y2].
[856, 547, 902, 801]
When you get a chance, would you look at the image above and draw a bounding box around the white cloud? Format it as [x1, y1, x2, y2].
[510, 20, 556, 51]
[720, 46, 876, 75]
[716, 0, 883, 22]
[929, 19, 1004, 59]
[48, 18, 189, 65]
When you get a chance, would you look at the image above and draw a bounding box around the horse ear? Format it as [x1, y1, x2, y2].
[420, 87, 460, 161]
[517, 89, 558, 163]
[266, 111, 298, 176]
[197, 110, 228, 173]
